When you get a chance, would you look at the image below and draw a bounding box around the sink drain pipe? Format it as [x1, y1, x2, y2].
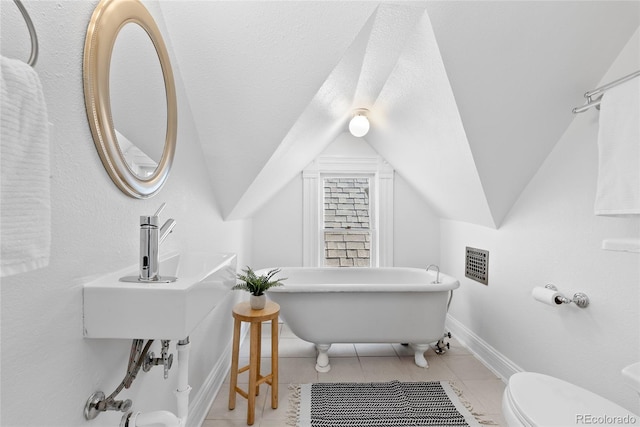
[122, 338, 192, 427]
[175, 338, 193, 419]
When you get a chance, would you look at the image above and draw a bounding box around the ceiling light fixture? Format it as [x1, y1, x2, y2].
[348, 108, 370, 137]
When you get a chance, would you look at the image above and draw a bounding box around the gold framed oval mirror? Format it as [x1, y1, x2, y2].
[83, 0, 177, 198]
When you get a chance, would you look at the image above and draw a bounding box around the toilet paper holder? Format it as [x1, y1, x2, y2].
[545, 284, 590, 308]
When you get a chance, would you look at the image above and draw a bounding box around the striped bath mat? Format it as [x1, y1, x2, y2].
[288, 380, 491, 426]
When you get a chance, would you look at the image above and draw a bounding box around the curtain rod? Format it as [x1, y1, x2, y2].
[572, 69, 640, 114]
[13, 0, 38, 67]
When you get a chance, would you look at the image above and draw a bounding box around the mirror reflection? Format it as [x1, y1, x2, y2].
[110, 22, 167, 177]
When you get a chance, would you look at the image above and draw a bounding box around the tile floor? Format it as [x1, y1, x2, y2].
[202, 322, 508, 427]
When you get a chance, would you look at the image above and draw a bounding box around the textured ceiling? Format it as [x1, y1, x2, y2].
[159, 1, 640, 228]
[425, 1, 640, 226]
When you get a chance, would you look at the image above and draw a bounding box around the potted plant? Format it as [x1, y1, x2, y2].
[232, 266, 286, 309]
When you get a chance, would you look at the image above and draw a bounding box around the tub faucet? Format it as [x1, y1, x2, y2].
[121, 203, 177, 283]
[426, 264, 440, 284]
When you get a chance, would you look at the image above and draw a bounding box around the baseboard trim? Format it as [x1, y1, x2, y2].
[187, 325, 249, 427]
[186, 342, 232, 427]
[445, 314, 523, 383]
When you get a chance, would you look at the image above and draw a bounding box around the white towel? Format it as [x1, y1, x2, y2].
[1, 56, 51, 277]
[594, 76, 640, 215]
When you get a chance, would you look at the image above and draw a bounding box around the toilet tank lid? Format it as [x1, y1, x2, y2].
[508, 372, 638, 425]
[622, 362, 640, 393]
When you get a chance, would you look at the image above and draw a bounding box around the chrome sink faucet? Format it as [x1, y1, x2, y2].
[121, 203, 177, 283]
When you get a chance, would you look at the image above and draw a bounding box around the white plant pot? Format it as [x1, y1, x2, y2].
[250, 294, 266, 310]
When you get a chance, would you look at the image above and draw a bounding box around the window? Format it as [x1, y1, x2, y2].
[323, 177, 372, 267]
[303, 156, 393, 267]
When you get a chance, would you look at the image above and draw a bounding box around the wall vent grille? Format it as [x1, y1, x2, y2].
[465, 247, 489, 285]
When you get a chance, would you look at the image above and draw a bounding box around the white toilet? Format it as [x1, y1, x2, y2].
[502, 363, 640, 426]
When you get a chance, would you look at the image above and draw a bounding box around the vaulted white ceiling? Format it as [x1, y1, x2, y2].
[158, 1, 639, 228]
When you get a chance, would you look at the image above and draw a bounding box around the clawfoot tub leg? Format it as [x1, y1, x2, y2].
[315, 344, 332, 372]
[411, 344, 430, 368]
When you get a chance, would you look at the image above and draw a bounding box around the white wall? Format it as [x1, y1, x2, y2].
[441, 28, 640, 412]
[393, 173, 440, 268]
[1, 2, 250, 426]
[251, 175, 304, 268]
[251, 133, 440, 269]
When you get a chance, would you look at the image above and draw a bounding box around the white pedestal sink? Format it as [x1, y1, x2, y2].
[83, 251, 236, 339]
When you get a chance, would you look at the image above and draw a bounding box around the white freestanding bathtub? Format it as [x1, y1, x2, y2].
[260, 267, 459, 372]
